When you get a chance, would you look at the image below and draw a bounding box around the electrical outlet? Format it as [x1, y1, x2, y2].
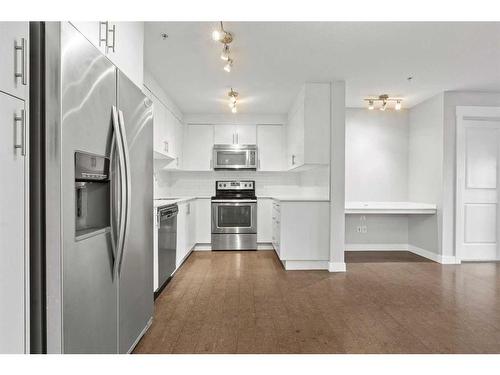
[361, 226, 367, 233]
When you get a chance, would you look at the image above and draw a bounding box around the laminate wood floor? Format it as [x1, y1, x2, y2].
[133, 250, 500, 354]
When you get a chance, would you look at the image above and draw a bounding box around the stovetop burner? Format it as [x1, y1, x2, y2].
[212, 180, 256, 200]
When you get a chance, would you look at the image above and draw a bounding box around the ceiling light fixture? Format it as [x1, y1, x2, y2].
[228, 88, 239, 114]
[364, 95, 403, 111]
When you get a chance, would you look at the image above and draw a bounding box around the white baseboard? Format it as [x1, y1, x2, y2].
[408, 245, 459, 264]
[328, 261, 347, 272]
[345, 243, 409, 251]
[283, 260, 329, 270]
[193, 243, 212, 251]
[193, 243, 274, 251]
[257, 243, 274, 250]
[346, 243, 459, 265]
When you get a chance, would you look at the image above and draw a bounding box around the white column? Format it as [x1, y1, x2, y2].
[329, 81, 346, 272]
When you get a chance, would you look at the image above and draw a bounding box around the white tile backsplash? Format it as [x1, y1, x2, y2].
[154, 167, 330, 199]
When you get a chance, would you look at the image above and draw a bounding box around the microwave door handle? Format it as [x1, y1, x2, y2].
[112, 106, 127, 278]
[116, 109, 132, 276]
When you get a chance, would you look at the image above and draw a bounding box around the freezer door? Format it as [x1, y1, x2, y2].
[117, 71, 154, 353]
[59, 22, 118, 353]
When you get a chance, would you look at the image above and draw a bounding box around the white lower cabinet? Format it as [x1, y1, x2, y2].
[0, 92, 28, 353]
[257, 198, 273, 243]
[195, 198, 212, 244]
[176, 200, 196, 268]
[272, 200, 330, 270]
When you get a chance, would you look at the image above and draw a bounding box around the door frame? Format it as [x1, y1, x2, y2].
[455, 106, 500, 262]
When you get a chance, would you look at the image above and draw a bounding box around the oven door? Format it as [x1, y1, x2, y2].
[213, 149, 257, 170]
[211, 200, 257, 234]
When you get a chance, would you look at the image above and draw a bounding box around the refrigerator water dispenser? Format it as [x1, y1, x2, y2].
[75, 151, 111, 240]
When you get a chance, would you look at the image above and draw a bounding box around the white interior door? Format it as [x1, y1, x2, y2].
[456, 107, 500, 261]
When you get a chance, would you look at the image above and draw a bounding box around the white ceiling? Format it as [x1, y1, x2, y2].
[144, 22, 500, 114]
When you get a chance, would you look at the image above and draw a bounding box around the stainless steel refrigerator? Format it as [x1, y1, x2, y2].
[30, 22, 153, 353]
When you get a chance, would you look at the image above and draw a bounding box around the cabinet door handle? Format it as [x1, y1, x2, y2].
[292, 155, 296, 165]
[14, 109, 25, 156]
[14, 38, 27, 85]
[236, 133, 239, 144]
[109, 24, 116, 52]
[99, 21, 108, 47]
[232, 133, 235, 144]
[100, 22, 116, 52]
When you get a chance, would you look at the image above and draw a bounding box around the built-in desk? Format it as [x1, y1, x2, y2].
[345, 201, 437, 215]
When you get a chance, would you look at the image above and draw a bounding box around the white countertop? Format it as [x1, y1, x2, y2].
[260, 196, 330, 202]
[154, 197, 197, 208]
[345, 201, 437, 214]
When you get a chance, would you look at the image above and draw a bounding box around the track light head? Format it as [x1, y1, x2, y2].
[220, 44, 230, 61]
[224, 58, 233, 72]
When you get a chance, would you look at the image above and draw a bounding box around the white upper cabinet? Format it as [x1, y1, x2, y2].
[286, 83, 330, 170]
[70, 22, 144, 87]
[235, 125, 256, 144]
[257, 125, 284, 171]
[214, 124, 256, 145]
[214, 124, 235, 144]
[0, 22, 29, 100]
[106, 22, 144, 87]
[150, 93, 183, 168]
[183, 124, 214, 171]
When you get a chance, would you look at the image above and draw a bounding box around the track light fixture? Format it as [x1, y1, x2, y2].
[228, 88, 239, 114]
[212, 22, 235, 72]
[364, 95, 403, 111]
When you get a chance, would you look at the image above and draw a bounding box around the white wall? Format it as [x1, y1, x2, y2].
[344, 108, 409, 247]
[345, 108, 409, 202]
[407, 94, 444, 255]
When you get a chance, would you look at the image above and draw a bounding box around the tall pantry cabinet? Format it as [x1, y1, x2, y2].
[0, 22, 30, 354]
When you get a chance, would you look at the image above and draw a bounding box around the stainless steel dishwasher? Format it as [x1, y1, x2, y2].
[157, 204, 178, 290]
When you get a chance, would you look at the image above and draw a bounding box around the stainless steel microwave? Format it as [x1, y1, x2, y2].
[213, 144, 258, 170]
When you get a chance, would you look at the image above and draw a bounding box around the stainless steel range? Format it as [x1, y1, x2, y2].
[211, 180, 257, 250]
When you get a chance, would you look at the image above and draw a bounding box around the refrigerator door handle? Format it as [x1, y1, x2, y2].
[112, 106, 127, 278]
[116, 109, 132, 276]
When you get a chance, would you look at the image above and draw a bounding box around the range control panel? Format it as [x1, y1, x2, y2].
[216, 180, 254, 190]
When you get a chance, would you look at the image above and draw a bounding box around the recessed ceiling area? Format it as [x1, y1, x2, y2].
[144, 22, 500, 114]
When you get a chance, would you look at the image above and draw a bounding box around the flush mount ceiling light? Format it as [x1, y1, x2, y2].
[228, 88, 239, 114]
[212, 22, 235, 72]
[364, 95, 403, 111]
